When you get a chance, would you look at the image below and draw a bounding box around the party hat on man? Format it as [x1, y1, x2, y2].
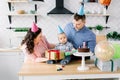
[58, 25, 64, 34]
[31, 22, 38, 32]
[77, 4, 85, 15]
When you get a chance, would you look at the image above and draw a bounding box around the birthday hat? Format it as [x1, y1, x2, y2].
[31, 22, 38, 32]
[77, 5, 85, 15]
[58, 25, 64, 34]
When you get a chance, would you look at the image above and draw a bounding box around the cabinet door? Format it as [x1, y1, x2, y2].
[0, 52, 21, 80]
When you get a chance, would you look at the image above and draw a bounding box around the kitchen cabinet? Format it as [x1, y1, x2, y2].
[0, 50, 23, 80]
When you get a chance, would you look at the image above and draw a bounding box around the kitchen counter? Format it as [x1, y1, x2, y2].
[18, 60, 120, 80]
[0, 48, 23, 80]
[0, 47, 22, 52]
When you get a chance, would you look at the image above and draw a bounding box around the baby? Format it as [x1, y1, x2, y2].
[55, 33, 73, 50]
[47, 26, 74, 65]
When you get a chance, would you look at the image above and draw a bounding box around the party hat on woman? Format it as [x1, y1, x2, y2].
[31, 22, 38, 32]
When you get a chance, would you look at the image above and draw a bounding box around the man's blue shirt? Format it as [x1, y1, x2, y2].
[64, 22, 96, 53]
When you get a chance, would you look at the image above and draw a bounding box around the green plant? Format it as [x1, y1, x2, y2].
[30, 10, 36, 14]
[112, 31, 118, 39]
[107, 31, 120, 40]
[95, 25, 103, 31]
[14, 27, 30, 32]
[106, 33, 112, 39]
[117, 34, 120, 40]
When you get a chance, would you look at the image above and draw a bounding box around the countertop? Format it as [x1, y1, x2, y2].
[18, 60, 120, 76]
[0, 47, 22, 52]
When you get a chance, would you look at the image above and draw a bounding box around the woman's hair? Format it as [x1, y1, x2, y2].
[74, 13, 86, 21]
[21, 27, 42, 54]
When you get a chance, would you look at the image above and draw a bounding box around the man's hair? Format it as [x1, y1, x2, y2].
[74, 13, 86, 21]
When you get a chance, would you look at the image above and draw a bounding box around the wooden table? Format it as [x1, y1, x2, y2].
[18, 60, 120, 80]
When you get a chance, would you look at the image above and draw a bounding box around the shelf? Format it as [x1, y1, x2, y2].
[81, 0, 110, 24]
[6, 27, 29, 29]
[7, 1, 40, 24]
[8, 13, 40, 16]
[85, 14, 109, 24]
[88, 26, 110, 29]
[7, 0, 28, 3]
[81, 2, 98, 4]
[8, 1, 38, 11]
[80, 1, 98, 4]
[8, 13, 40, 23]
[85, 14, 110, 16]
[7, 0, 44, 3]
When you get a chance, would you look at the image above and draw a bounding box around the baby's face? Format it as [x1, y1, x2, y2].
[58, 33, 67, 44]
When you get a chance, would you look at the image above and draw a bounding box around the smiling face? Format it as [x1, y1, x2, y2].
[58, 33, 67, 44]
[34, 32, 42, 44]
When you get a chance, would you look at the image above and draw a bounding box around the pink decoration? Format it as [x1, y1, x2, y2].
[31, 22, 38, 32]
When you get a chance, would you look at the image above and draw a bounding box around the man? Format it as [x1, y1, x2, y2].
[64, 4, 96, 60]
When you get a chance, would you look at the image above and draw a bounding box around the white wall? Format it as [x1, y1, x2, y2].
[0, 0, 119, 47]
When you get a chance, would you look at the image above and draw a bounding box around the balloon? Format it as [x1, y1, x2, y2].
[99, 0, 111, 6]
[95, 41, 114, 61]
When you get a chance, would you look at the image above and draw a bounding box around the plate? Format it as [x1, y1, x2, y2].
[73, 52, 93, 57]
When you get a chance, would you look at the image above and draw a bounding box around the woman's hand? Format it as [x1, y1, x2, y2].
[35, 58, 48, 63]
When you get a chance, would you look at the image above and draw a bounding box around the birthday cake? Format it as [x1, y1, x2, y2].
[78, 48, 90, 52]
[78, 42, 90, 52]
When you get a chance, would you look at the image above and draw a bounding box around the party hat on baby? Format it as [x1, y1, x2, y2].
[77, 4, 85, 15]
[58, 25, 64, 34]
[31, 22, 38, 32]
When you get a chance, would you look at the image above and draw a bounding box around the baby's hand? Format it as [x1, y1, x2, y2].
[72, 48, 76, 51]
[71, 49, 77, 53]
[35, 58, 48, 63]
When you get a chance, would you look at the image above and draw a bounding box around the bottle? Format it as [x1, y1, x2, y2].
[11, 6, 15, 11]
[103, 6, 106, 15]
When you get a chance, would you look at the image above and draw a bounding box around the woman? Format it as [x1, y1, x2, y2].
[21, 23, 55, 62]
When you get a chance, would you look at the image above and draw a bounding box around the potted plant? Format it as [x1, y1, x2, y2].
[107, 31, 120, 41]
[13, 27, 29, 38]
[112, 31, 118, 40]
[14, 27, 29, 32]
[106, 32, 113, 40]
[95, 25, 103, 34]
[117, 34, 120, 40]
